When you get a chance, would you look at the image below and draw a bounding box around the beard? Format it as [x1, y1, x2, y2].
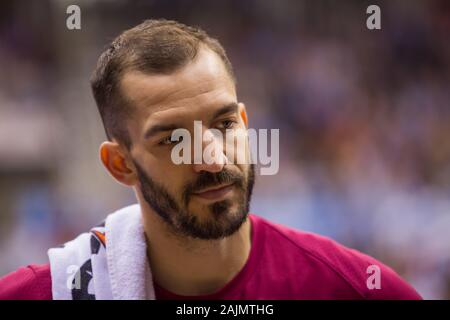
[133, 161, 255, 240]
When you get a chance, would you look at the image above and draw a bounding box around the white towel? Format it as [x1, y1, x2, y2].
[48, 204, 155, 300]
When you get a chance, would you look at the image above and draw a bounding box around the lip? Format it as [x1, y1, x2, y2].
[192, 183, 235, 200]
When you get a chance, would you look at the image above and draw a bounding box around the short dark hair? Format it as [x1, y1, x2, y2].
[90, 19, 235, 148]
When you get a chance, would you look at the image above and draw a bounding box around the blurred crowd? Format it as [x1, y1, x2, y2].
[0, 0, 449, 298]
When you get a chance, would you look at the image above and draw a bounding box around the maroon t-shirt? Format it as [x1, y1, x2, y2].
[0, 264, 52, 300]
[0, 214, 422, 300]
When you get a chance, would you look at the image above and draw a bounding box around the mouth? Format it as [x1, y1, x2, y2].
[192, 182, 235, 201]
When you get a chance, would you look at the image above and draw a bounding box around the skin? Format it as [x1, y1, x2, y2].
[99, 46, 253, 296]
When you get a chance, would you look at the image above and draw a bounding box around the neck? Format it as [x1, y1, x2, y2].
[140, 201, 252, 296]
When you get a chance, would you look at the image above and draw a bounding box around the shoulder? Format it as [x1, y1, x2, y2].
[250, 214, 422, 299]
[0, 264, 52, 300]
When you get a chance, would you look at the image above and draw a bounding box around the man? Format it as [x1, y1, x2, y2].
[0, 19, 421, 300]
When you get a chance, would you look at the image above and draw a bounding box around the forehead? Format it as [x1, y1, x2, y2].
[120, 47, 236, 119]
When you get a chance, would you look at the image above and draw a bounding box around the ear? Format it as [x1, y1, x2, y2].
[99, 141, 137, 186]
[238, 102, 248, 128]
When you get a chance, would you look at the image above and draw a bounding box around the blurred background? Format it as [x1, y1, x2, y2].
[0, 0, 449, 299]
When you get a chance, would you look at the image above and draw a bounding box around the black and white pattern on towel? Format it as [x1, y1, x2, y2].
[71, 221, 106, 300]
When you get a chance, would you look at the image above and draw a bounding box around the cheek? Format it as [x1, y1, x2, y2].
[161, 164, 191, 198]
[134, 147, 185, 190]
[138, 142, 181, 171]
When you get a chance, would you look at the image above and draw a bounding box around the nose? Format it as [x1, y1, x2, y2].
[192, 129, 228, 173]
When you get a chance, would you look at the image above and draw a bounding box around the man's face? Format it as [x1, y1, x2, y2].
[120, 48, 255, 239]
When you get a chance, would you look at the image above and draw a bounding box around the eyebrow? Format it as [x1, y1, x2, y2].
[144, 124, 180, 139]
[144, 102, 239, 139]
[211, 102, 239, 120]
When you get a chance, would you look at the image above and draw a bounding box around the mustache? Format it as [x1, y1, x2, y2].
[183, 169, 245, 204]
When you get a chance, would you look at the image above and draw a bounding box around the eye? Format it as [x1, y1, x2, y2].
[217, 119, 237, 130]
[159, 135, 182, 146]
